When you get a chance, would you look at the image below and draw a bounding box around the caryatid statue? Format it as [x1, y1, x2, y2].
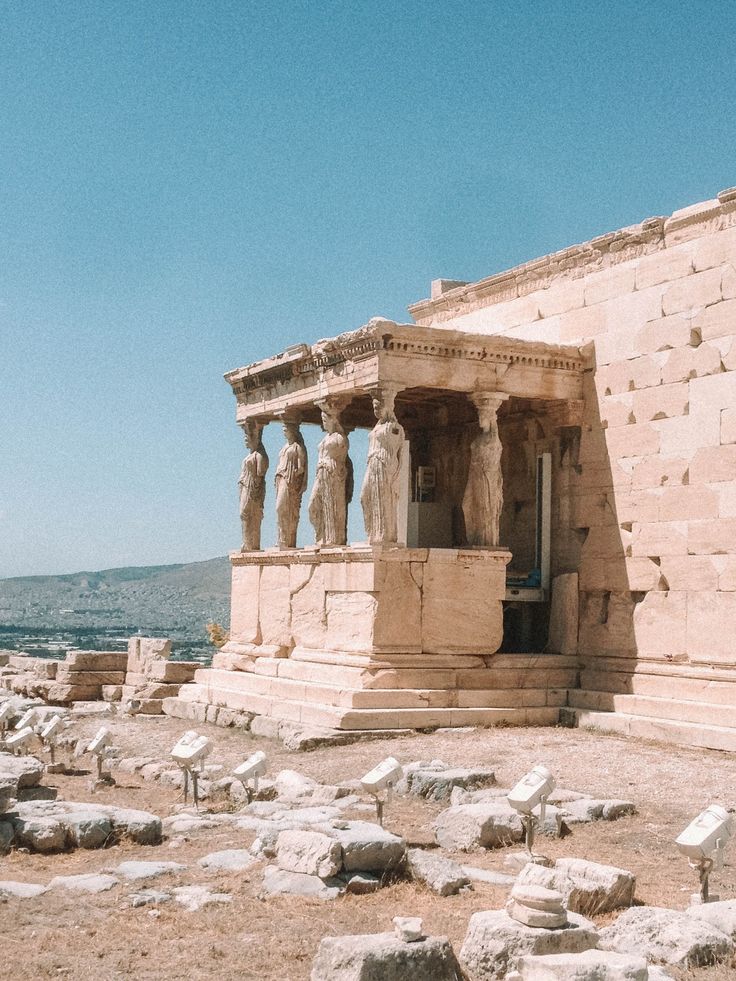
[239, 420, 269, 551]
[274, 419, 308, 549]
[462, 394, 507, 547]
[308, 399, 350, 547]
[361, 387, 405, 545]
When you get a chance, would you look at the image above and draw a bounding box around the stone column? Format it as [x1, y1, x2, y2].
[462, 393, 509, 548]
[274, 414, 308, 549]
[361, 385, 406, 545]
[308, 396, 351, 547]
[239, 419, 269, 551]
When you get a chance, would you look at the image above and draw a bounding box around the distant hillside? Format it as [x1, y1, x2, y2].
[0, 557, 231, 640]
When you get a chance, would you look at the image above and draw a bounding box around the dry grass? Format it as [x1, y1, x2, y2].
[1, 717, 735, 979]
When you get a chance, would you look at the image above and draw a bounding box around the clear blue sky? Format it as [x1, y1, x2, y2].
[1, 0, 734, 577]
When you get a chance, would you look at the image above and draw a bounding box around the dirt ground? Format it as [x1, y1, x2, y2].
[1, 716, 735, 980]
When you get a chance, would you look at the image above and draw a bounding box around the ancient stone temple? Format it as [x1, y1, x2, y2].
[177, 188, 736, 750]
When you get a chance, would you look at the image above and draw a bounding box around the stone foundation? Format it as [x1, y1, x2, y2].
[172, 545, 577, 730]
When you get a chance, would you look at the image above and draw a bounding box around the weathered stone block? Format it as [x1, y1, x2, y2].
[312, 933, 464, 981]
[325, 592, 377, 652]
[514, 948, 650, 980]
[434, 800, 524, 851]
[598, 906, 733, 967]
[45, 684, 102, 704]
[692, 297, 736, 341]
[373, 560, 422, 651]
[662, 267, 723, 315]
[147, 660, 198, 683]
[422, 556, 505, 654]
[658, 486, 718, 521]
[259, 563, 292, 648]
[688, 518, 736, 554]
[65, 650, 128, 671]
[290, 564, 327, 649]
[605, 424, 660, 460]
[276, 829, 342, 878]
[330, 821, 405, 872]
[632, 592, 687, 658]
[460, 909, 599, 981]
[407, 848, 470, 896]
[516, 858, 635, 915]
[630, 521, 688, 557]
[538, 281, 584, 318]
[634, 314, 691, 355]
[661, 343, 721, 384]
[687, 591, 736, 665]
[690, 444, 736, 483]
[636, 243, 694, 289]
[230, 564, 261, 644]
[632, 382, 689, 422]
[547, 574, 578, 655]
[692, 224, 736, 271]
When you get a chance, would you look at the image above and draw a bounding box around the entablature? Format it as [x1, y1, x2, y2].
[225, 318, 588, 426]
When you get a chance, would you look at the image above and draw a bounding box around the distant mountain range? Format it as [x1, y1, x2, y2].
[0, 557, 231, 641]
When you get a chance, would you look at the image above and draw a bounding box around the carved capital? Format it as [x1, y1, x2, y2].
[469, 392, 509, 430]
[367, 383, 402, 421]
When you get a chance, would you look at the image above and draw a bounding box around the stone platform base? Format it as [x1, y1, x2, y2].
[566, 657, 736, 753]
[168, 650, 579, 732]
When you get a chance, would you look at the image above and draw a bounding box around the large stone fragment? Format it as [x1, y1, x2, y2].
[405, 766, 496, 802]
[45, 683, 103, 704]
[49, 873, 119, 893]
[260, 865, 342, 900]
[277, 829, 343, 878]
[516, 858, 636, 915]
[274, 769, 319, 800]
[407, 848, 471, 896]
[311, 932, 463, 981]
[687, 899, 736, 941]
[65, 650, 128, 671]
[562, 799, 636, 823]
[460, 909, 599, 980]
[10, 801, 162, 852]
[112, 860, 186, 880]
[0, 752, 44, 788]
[434, 800, 524, 851]
[598, 906, 733, 967]
[329, 821, 405, 872]
[198, 849, 256, 873]
[0, 880, 48, 899]
[171, 885, 232, 911]
[62, 809, 114, 849]
[512, 948, 650, 980]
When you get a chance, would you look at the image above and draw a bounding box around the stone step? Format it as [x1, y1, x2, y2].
[246, 656, 578, 692]
[569, 690, 736, 729]
[579, 667, 736, 706]
[187, 667, 571, 711]
[176, 682, 561, 730]
[563, 708, 736, 753]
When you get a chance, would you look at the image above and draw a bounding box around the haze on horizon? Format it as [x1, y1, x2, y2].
[2, 0, 735, 578]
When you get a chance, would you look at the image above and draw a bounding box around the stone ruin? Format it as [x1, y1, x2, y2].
[0, 637, 196, 713]
[152, 186, 736, 755]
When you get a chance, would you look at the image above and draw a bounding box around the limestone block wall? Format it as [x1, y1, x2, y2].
[228, 547, 509, 658]
[410, 191, 736, 728]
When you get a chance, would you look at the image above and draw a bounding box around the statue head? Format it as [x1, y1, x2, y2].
[243, 420, 262, 452]
[371, 388, 397, 424]
[282, 422, 298, 444]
